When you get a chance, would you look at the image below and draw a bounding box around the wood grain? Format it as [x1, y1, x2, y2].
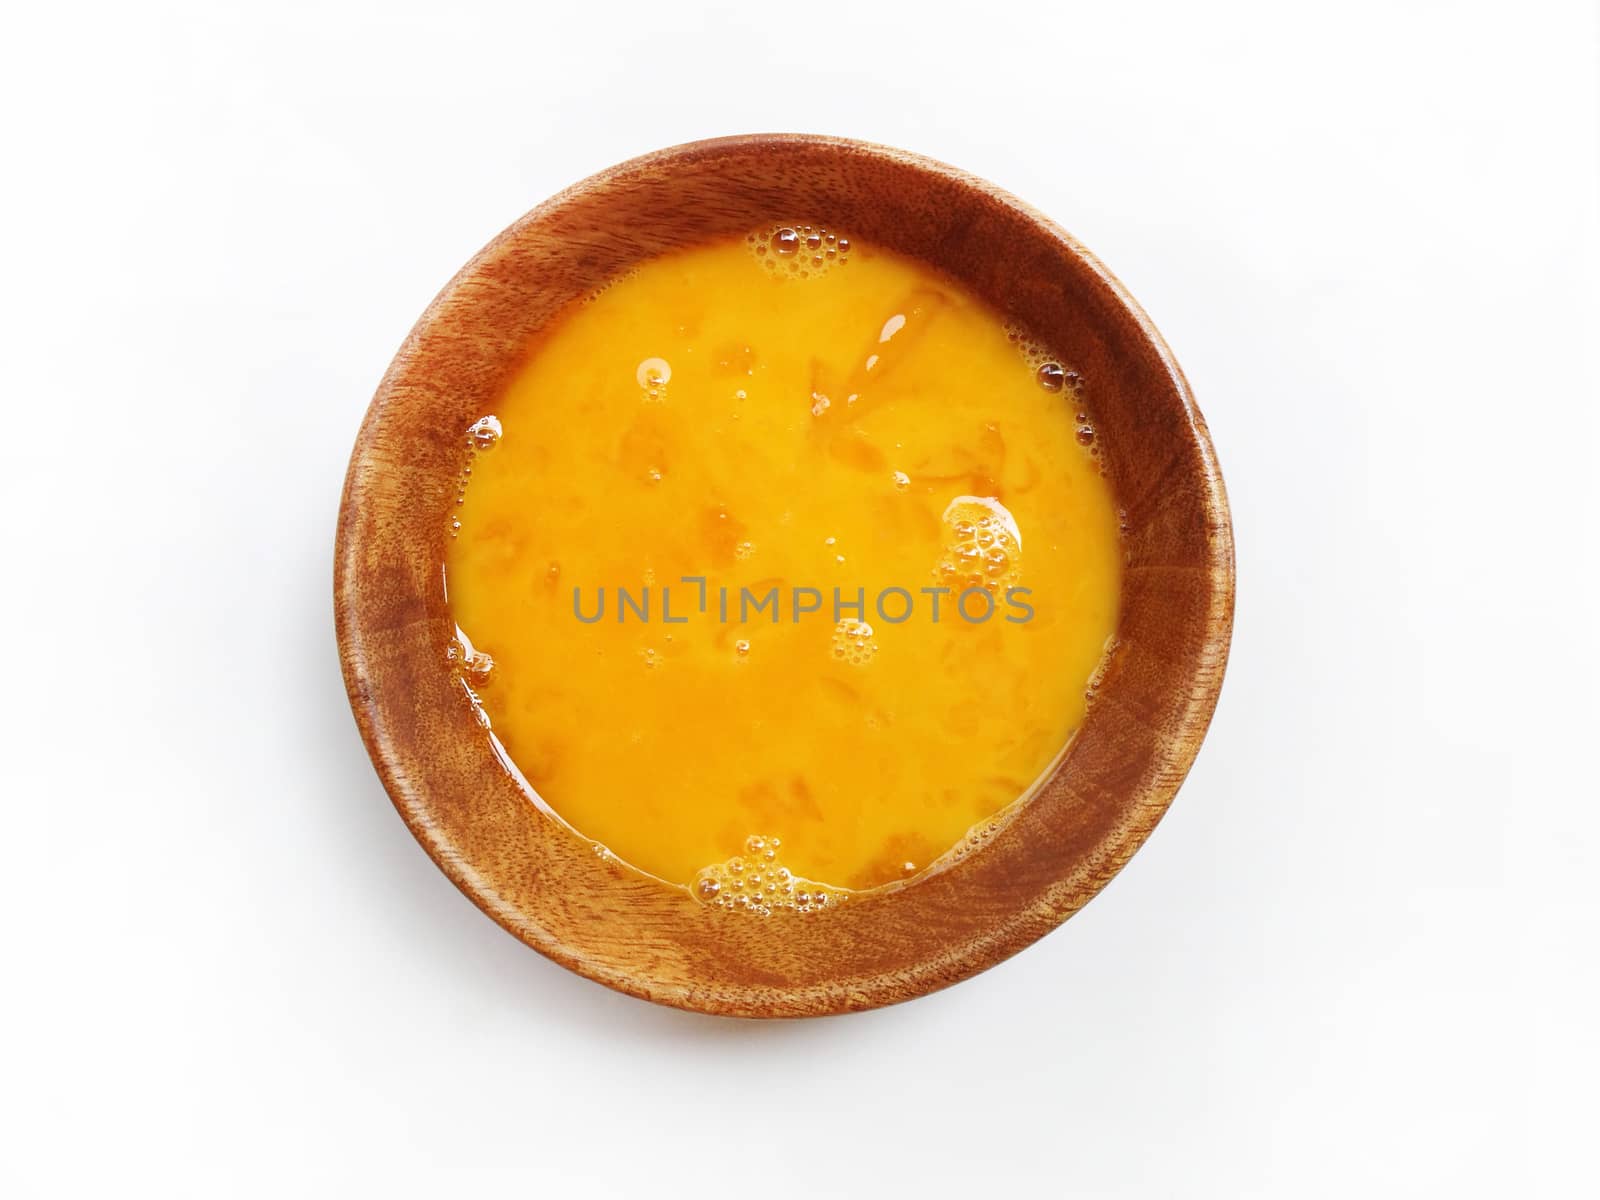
[334, 134, 1235, 1017]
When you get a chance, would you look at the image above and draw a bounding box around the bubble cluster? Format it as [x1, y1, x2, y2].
[1002, 326, 1102, 459]
[1083, 638, 1117, 703]
[942, 808, 1011, 866]
[746, 224, 854, 278]
[831, 617, 879, 665]
[935, 496, 1023, 593]
[1004, 322, 1072, 378]
[451, 415, 505, 527]
[1006, 326, 1086, 391]
[692, 835, 848, 915]
[637, 357, 671, 401]
[580, 268, 639, 305]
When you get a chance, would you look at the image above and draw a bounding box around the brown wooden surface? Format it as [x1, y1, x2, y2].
[334, 134, 1235, 1017]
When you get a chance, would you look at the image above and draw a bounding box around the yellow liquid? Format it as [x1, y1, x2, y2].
[446, 227, 1122, 906]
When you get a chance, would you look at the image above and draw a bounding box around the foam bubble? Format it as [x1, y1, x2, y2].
[581, 267, 639, 304]
[1004, 323, 1081, 383]
[749, 224, 854, 277]
[448, 629, 495, 687]
[636, 357, 671, 402]
[1000, 328, 1100, 449]
[831, 618, 878, 666]
[451, 416, 503, 520]
[935, 496, 1023, 593]
[467, 415, 502, 450]
[692, 834, 849, 915]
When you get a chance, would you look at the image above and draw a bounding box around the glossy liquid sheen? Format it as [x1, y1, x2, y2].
[446, 227, 1122, 909]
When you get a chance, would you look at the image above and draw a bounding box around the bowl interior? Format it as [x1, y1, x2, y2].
[335, 135, 1233, 1017]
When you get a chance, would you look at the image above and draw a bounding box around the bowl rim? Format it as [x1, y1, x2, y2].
[335, 133, 1235, 1017]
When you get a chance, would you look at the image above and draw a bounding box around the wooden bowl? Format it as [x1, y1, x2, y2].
[335, 134, 1234, 1017]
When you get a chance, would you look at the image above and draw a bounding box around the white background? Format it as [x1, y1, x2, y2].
[2, 1, 1596, 1195]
